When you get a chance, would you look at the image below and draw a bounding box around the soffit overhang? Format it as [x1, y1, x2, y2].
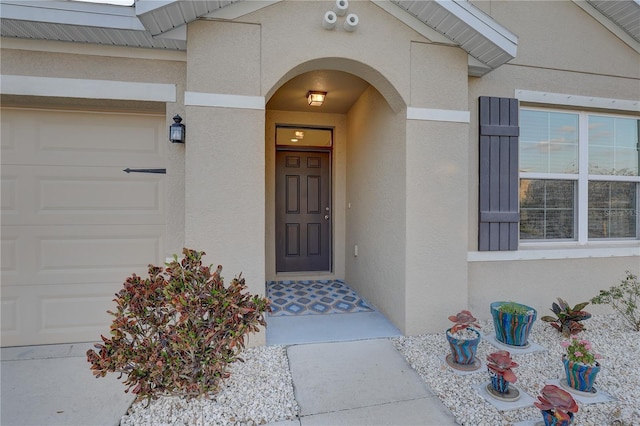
[0, 0, 186, 49]
[0, 0, 518, 75]
[11, 0, 639, 76]
[586, 0, 640, 43]
[0, 0, 512, 76]
[389, 0, 518, 72]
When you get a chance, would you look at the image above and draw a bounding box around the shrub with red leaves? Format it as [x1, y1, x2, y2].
[86, 248, 270, 402]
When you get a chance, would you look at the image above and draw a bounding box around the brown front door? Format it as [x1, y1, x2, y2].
[276, 150, 331, 272]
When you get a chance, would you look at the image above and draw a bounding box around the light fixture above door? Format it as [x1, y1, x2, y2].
[307, 91, 327, 106]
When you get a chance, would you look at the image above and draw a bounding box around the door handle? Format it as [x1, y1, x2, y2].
[324, 215, 329, 220]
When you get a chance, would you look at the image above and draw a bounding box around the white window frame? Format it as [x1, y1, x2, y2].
[519, 107, 640, 247]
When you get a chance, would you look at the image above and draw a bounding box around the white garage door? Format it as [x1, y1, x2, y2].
[1, 107, 166, 347]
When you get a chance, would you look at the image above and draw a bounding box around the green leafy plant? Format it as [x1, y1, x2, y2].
[561, 336, 602, 365]
[497, 301, 530, 315]
[534, 384, 579, 423]
[591, 271, 640, 332]
[486, 350, 518, 383]
[86, 248, 271, 402]
[541, 298, 591, 337]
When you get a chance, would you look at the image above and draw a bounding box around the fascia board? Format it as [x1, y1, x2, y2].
[135, 0, 176, 16]
[574, 0, 640, 54]
[371, 0, 454, 44]
[153, 24, 187, 41]
[437, 0, 518, 58]
[0, 1, 144, 31]
[203, 0, 281, 20]
[468, 55, 492, 77]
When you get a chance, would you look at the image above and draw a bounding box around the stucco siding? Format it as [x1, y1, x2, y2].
[187, 20, 261, 96]
[346, 85, 407, 332]
[410, 42, 468, 110]
[469, 257, 639, 322]
[183, 105, 265, 293]
[245, 0, 429, 110]
[405, 119, 470, 334]
[471, 0, 639, 79]
[0, 46, 185, 84]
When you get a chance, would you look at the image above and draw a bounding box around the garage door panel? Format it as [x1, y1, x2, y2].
[2, 165, 164, 226]
[1, 284, 120, 347]
[1, 234, 18, 275]
[1, 108, 164, 167]
[1, 107, 167, 346]
[2, 225, 163, 287]
[1, 297, 19, 336]
[1, 175, 18, 215]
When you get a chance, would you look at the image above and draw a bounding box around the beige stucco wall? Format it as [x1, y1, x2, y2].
[466, 0, 640, 322]
[184, 21, 265, 338]
[469, 258, 637, 320]
[245, 0, 429, 110]
[471, 0, 639, 79]
[405, 119, 471, 334]
[403, 41, 471, 334]
[345, 85, 407, 331]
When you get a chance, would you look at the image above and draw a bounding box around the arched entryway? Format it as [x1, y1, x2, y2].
[263, 60, 407, 344]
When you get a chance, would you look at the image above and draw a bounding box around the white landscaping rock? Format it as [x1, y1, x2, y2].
[118, 314, 638, 426]
[120, 345, 299, 426]
[392, 313, 640, 426]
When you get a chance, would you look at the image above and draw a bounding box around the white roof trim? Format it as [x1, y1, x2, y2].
[406, 107, 470, 123]
[0, 0, 144, 30]
[468, 246, 640, 262]
[185, 91, 265, 110]
[438, 0, 518, 58]
[371, 0, 454, 44]
[572, 0, 640, 54]
[1, 75, 176, 102]
[203, 0, 281, 20]
[515, 89, 640, 112]
[387, 0, 518, 74]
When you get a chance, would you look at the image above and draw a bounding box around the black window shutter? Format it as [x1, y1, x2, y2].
[479, 96, 519, 251]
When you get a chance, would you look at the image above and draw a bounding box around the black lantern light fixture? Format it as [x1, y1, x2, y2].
[169, 114, 185, 143]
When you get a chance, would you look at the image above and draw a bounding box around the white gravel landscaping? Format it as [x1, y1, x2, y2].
[118, 314, 638, 426]
[120, 345, 299, 426]
[392, 313, 639, 426]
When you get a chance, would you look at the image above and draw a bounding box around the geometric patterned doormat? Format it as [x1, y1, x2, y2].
[266, 279, 373, 316]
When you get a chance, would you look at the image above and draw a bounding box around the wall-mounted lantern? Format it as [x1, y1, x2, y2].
[169, 114, 185, 143]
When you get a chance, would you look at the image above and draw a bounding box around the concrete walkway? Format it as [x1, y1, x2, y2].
[1, 339, 457, 426]
[279, 339, 457, 426]
[0, 343, 135, 426]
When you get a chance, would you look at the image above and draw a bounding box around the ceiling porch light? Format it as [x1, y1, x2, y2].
[307, 91, 327, 107]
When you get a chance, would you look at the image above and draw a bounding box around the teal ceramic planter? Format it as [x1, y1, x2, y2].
[490, 302, 537, 347]
[563, 355, 600, 393]
[446, 328, 480, 366]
